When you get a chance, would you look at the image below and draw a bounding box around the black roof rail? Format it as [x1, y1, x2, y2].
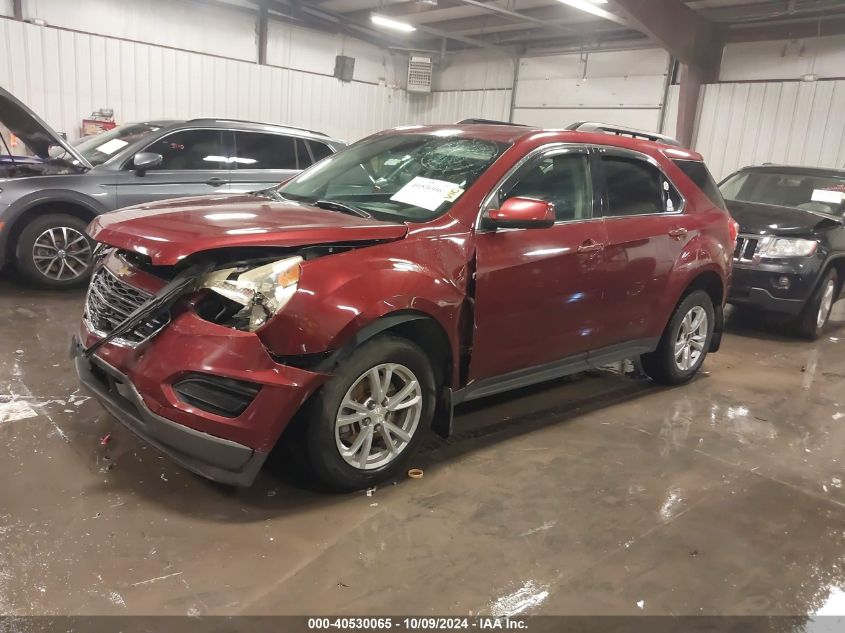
[186, 118, 331, 137]
[457, 118, 530, 127]
[566, 121, 682, 147]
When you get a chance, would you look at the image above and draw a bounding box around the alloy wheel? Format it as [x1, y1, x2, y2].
[674, 306, 708, 372]
[32, 227, 92, 281]
[335, 363, 423, 470]
[817, 279, 836, 329]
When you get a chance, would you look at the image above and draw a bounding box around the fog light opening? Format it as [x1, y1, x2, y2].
[773, 275, 791, 290]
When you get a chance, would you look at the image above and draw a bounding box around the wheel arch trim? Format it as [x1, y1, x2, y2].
[1, 191, 107, 263]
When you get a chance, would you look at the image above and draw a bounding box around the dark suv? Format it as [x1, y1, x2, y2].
[71, 122, 734, 491]
[722, 165, 845, 338]
[0, 86, 345, 288]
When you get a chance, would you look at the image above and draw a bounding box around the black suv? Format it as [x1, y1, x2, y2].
[721, 164, 845, 338]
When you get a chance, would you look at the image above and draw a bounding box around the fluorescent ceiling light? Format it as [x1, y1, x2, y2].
[371, 14, 416, 32]
[557, 0, 613, 19]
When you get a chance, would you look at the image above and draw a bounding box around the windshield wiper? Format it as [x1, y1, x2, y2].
[250, 187, 284, 201]
[314, 199, 373, 219]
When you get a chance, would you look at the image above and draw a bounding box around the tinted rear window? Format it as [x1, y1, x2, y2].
[307, 140, 334, 162]
[673, 159, 725, 209]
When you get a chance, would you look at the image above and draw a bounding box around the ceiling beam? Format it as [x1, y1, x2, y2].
[605, 0, 724, 81]
[725, 15, 845, 42]
[451, 0, 577, 36]
[264, 0, 501, 50]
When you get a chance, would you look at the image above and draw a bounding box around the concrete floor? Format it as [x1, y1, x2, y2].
[1, 275, 844, 617]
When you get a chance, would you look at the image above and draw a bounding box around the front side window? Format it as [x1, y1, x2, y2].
[143, 129, 227, 170]
[232, 131, 298, 170]
[74, 123, 163, 166]
[500, 153, 592, 221]
[719, 170, 845, 217]
[279, 133, 511, 223]
[602, 155, 681, 216]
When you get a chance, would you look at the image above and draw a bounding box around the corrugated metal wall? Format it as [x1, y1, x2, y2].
[513, 48, 671, 132]
[0, 17, 512, 143]
[694, 80, 845, 179]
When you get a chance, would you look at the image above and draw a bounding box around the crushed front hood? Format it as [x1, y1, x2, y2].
[88, 195, 408, 265]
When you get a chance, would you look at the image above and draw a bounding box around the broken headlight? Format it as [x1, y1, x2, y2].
[200, 256, 302, 331]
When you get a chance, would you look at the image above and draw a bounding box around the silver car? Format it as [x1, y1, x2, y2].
[0, 87, 345, 288]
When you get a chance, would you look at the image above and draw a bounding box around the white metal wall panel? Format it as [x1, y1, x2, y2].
[513, 48, 670, 132]
[436, 50, 516, 91]
[266, 20, 398, 85]
[26, 0, 257, 61]
[0, 0, 11, 17]
[0, 18, 512, 143]
[721, 35, 845, 82]
[694, 80, 845, 180]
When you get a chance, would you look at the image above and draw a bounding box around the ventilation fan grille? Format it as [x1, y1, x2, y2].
[407, 56, 433, 93]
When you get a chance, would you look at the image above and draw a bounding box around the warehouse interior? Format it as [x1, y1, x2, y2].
[2, 0, 845, 622]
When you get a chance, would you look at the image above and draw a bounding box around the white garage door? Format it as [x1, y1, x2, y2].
[512, 48, 671, 133]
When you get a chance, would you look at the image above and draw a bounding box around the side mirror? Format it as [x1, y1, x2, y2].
[132, 152, 163, 173]
[486, 197, 555, 229]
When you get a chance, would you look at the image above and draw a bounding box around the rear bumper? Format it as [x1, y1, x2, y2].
[73, 337, 266, 486]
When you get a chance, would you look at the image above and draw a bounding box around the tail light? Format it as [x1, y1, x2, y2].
[728, 216, 739, 245]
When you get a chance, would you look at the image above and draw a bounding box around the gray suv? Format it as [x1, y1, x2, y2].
[0, 87, 345, 288]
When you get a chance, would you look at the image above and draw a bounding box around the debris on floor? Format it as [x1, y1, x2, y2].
[636, 600, 645, 609]
[0, 399, 39, 423]
[366, 487, 376, 497]
[100, 433, 112, 446]
[407, 468, 424, 479]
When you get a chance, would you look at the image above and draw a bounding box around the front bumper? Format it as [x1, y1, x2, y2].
[74, 259, 330, 486]
[73, 338, 265, 486]
[728, 259, 821, 316]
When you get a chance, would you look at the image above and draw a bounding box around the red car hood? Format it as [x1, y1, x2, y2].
[88, 195, 408, 265]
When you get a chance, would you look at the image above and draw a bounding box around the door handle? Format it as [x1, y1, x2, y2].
[577, 240, 604, 254]
[668, 227, 688, 239]
[206, 177, 226, 187]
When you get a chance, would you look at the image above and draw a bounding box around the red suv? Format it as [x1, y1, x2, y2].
[72, 122, 734, 491]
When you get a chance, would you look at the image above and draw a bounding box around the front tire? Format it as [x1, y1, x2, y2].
[796, 269, 837, 340]
[306, 335, 436, 492]
[642, 290, 715, 386]
[15, 213, 95, 289]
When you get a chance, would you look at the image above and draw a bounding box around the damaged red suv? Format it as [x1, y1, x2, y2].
[72, 122, 733, 490]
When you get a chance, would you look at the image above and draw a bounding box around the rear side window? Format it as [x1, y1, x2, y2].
[307, 140, 334, 162]
[601, 155, 680, 216]
[673, 159, 726, 209]
[232, 131, 298, 170]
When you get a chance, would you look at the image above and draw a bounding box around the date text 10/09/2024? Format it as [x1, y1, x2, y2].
[307, 617, 528, 630]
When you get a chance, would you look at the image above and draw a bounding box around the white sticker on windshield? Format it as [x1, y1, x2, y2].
[390, 177, 465, 212]
[812, 189, 845, 204]
[95, 138, 129, 155]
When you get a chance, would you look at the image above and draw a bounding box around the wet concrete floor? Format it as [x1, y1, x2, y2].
[1, 276, 844, 616]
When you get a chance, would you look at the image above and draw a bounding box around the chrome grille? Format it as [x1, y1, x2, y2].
[733, 235, 759, 262]
[84, 267, 169, 345]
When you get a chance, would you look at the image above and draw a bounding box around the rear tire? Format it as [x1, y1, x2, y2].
[15, 213, 95, 289]
[306, 335, 436, 492]
[642, 290, 715, 386]
[796, 269, 837, 340]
